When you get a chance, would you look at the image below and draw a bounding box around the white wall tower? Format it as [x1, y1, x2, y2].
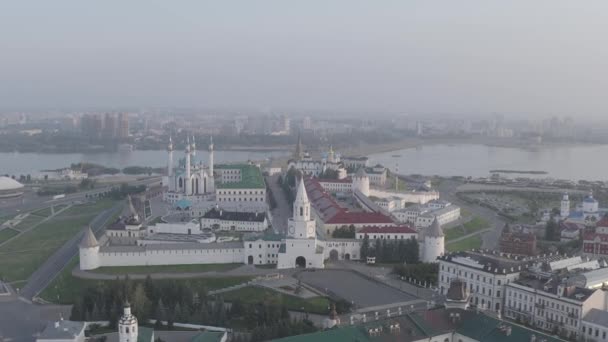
[184, 137, 192, 195]
[352, 168, 370, 197]
[423, 217, 444, 263]
[560, 192, 570, 219]
[118, 302, 138, 342]
[79, 226, 100, 271]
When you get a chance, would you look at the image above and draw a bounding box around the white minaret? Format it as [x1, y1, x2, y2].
[288, 178, 316, 239]
[185, 137, 192, 195]
[560, 192, 570, 219]
[208, 136, 214, 177]
[118, 301, 138, 342]
[167, 136, 174, 177]
[423, 217, 445, 263]
[78, 226, 100, 271]
[191, 135, 196, 157]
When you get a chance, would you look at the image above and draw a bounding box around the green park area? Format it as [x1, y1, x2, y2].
[12, 214, 46, 231]
[91, 263, 241, 275]
[445, 216, 490, 241]
[0, 228, 19, 243]
[446, 235, 482, 252]
[221, 286, 331, 315]
[40, 256, 252, 304]
[30, 204, 70, 218]
[0, 199, 117, 283]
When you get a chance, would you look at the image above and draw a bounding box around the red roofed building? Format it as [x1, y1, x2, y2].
[355, 225, 417, 240]
[303, 177, 397, 236]
[583, 216, 608, 256]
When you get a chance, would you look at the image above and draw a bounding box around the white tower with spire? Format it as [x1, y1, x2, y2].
[278, 177, 324, 269]
[167, 136, 174, 178]
[207, 136, 215, 192]
[288, 178, 316, 239]
[422, 217, 445, 263]
[184, 137, 192, 195]
[561, 192, 570, 219]
[191, 135, 196, 157]
[118, 301, 138, 342]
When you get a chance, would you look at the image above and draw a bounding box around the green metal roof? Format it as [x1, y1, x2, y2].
[270, 326, 369, 342]
[216, 164, 266, 189]
[190, 331, 226, 342]
[138, 327, 154, 342]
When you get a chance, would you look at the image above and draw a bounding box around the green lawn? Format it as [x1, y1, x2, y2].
[13, 214, 45, 231]
[0, 228, 19, 243]
[40, 257, 252, 304]
[0, 200, 117, 282]
[446, 235, 482, 252]
[445, 216, 490, 241]
[31, 207, 54, 217]
[91, 263, 241, 275]
[221, 286, 330, 315]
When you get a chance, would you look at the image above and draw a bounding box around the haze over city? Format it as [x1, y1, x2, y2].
[4, 2, 608, 342]
[1, 0, 608, 118]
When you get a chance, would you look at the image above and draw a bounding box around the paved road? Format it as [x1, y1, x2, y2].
[265, 174, 291, 234]
[20, 202, 123, 300]
[435, 179, 506, 250]
[0, 177, 161, 219]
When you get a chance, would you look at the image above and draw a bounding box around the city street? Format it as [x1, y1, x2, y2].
[265, 174, 291, 234]
[20, 202, 123, 300]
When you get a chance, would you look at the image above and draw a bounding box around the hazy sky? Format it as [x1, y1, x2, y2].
[1, 1, 607, 117]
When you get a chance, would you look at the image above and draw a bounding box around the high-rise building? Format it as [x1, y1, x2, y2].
[103, 113, 117, 138]
[118, 113, 129, 139]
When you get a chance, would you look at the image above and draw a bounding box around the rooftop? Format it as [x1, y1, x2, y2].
[202, 207, 266, 222]
[216, 164, 265, 189]
[304, 177, 394, 225]
[583, 308, 608, 328]
[438, 250, 563, 274]
[359, 225, 417, 234]
[38, 320, 85, 340]
[270, 308, 565, 342]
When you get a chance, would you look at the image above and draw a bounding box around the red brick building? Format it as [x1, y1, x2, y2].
[498, 224, 537, 256]
[583, 217, 608, 256]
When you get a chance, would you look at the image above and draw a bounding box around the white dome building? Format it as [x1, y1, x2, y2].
[422, 217, 445, 263]
[0, 176, 24, 198]
[583, 191, 599, 215]
[352, 168, 370, 197]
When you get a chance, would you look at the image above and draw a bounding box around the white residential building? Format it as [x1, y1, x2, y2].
[504, 277, 606, 339]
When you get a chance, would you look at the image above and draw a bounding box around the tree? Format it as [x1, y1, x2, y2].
[360, 234, 370, 259]
[545, 219, 559, 241]
[131, 283, 151, 323]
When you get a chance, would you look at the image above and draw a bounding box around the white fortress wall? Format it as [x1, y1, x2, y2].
[369, 189, 440, 205]
[97, 244, 244, 268]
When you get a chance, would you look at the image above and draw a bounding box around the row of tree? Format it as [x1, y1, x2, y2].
[360, 235, 420, 264]
[70, 277, 317, 342]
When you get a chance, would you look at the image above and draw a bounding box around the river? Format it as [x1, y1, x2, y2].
[0, 149, 290, 176]
[368, 143, 608, 181]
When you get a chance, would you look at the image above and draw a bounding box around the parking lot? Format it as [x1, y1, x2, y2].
[297, 269, 418, 308]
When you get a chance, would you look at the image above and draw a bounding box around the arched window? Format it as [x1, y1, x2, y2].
[300, 207, 303, 216]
